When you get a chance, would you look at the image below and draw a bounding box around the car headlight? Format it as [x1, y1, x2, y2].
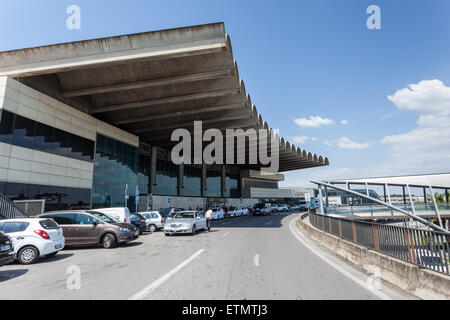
[119, 227, 131, 232]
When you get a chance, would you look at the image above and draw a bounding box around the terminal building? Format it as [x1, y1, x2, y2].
[0, 23, 328, 213]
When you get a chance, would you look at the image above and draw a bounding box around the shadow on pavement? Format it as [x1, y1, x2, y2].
[0, 269, 28, 283]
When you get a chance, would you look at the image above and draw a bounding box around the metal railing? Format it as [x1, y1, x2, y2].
[0, 192, 27, 220]
[309, 211, 450, 275]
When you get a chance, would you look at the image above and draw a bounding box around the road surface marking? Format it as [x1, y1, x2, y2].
[254, 254, 260, 267]
[222, 232, 229, 237]
[129, 249, 205, 300]
[288, 218, 391, 300]
[264, 221, 273, 226]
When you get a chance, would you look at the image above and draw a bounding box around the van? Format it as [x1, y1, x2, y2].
[39, 210, 138, 249]
[95, 207, 131, 223]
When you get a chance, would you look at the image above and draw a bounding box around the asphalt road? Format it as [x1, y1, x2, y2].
[0, 213, 415, 300]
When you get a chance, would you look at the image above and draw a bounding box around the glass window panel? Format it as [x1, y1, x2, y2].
[34, 122, 54, 153]
[53, 129, 70, 157]
[0, 110, 14, 144]
[206, 169, 221, 198]
[155, 159, 178, 196]
[183, 165, 201, 197]
[92, 134, 138, 212]
[12, 115, 35, 149]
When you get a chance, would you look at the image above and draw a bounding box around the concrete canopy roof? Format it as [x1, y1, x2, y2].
[0, 22, 329, 172]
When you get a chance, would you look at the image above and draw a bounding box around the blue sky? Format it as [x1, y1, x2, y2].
[1, 0, 450, 187]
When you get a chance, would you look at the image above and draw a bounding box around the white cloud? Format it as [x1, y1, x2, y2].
[288, 136, 309, 145]
[336, 137, 370, 150]
[311, 137, 319, 141]
[323, 139, 331, 146]
[387, 79, 450, 116]
[381, 79, 450, 172]
[340, 120, 349, 125]
[294, 116, 334, 128]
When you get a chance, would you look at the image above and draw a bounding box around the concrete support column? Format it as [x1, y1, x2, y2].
[221, 165, 227, 198]
[424, 187, 427, 204]
[178, 163, 184, 197]
[150, 147, 157, 195]
[445, 189, 449, 204]
[201, 163, 207, 198]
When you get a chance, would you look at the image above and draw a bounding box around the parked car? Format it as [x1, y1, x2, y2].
[252, 203, 271, 216]
[164, 211, 207, 236]
[140, 211, 164, 232]
[277, 204, 289, 212]
[227, 207, 237, 217]
[39, 211, 138, 249]
[0, 218, 65, 265]
[235, 208, 243, 217]
[130, 213, 146, 235]
[212, 208, 225, 220]
[0, 231, 14, 267]
[95, 207, 132, 223]
[242, 208, 249, 215]
[290, 205, 300, 211]
[270, 204, 279, 213]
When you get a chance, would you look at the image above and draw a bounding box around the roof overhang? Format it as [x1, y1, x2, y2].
[0, 22, 329, 172]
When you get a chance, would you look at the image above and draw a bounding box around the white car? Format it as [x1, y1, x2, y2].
[140, 211, 164, 232]
[242, 208, 249, 215]
[235, 208, 243, 217]
[270, 204, 279, 213]
[164, 211, 207, 236]
[211, 208, 225, 220]
[277, 205, 289, 212]
[0, 218, 65, 265]
[96, 207, 132, 223]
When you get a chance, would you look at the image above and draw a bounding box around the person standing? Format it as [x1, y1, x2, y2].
[205, 208, 213, 232]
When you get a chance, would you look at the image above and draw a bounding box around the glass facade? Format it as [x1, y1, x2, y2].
[183, 165, 201, 197]
[0, 109, 95, 162]
[225, 173, 240, 198]
[0, 182, 90, 211]
[154, 159, 178, 196]
[91, 134, 138, 211]
[138, 154, 151, 195]
[206, 169, 221, 198]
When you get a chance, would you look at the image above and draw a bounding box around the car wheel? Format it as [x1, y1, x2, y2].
[102, 233, 117, 249]
[17, 246, 39, 265]
[149, 224, 157, 232]
[46, 251, 58, 257]
[138, 227, 143, 235]
[164, 233, 170, 236]
[191, 225, 196, 235]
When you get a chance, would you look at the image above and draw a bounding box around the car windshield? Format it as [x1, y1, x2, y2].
[90, 211, 117, 223]
[172, 212, 195, 219]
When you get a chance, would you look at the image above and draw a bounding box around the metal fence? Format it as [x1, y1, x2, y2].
[309, 211, 450, 275]
[0, 192, 27, 220]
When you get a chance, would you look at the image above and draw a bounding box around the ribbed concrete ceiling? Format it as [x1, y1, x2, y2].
[0, 22, 329, 172]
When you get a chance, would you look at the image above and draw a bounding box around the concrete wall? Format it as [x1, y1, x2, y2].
[297, 215, 450, 300]
[0, 76, 138, 146]
[0, 77, 139, 190]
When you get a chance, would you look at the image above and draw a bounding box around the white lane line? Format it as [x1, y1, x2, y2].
[264, 221, 273, 226]
[222, 232, 229, 237]
[288, 218, 391, 300]
[129, 249, 205, 300]
[254, 254, 260, 267]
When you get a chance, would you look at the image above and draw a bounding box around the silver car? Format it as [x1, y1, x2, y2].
[164, 211, 207, 236]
